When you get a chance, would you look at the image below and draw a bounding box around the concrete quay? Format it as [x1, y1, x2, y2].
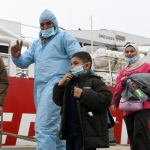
[98, 144, 130, 150]
[0, 144, 130, 150]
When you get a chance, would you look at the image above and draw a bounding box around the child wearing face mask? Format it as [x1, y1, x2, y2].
[53, 51, 112, 150]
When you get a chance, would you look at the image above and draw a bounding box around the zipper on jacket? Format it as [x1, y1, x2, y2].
[77, 100, 85, 150]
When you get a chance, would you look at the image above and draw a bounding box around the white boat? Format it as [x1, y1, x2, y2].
[0, 19, 150, 146]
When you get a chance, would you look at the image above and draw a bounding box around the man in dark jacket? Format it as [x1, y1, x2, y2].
[0, 56, 9, 115]
[53, 51, 112, 150]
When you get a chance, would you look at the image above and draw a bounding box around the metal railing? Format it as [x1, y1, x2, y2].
[92, 56, 126, 86]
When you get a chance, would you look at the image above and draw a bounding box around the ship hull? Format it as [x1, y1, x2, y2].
[2, 77, 128, 145]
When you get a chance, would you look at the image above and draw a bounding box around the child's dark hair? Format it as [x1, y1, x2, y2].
[72, 51, 92, 68]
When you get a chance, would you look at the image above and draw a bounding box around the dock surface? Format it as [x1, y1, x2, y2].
[0, 145, 130, 150]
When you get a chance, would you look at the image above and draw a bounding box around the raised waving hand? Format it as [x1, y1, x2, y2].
[11, 40, 23, 58]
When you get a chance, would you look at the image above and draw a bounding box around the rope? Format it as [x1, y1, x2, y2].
[0, 115, 35, 144]
[1, 131, 36, 142]
[1, 131, 116, 145]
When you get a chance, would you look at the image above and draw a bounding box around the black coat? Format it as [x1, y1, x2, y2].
[53, 72, 112, 149]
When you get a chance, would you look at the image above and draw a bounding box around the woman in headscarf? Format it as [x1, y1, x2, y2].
[112, 42, 150, 150]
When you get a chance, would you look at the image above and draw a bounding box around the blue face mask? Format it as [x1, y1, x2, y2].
[71, 65, 87, 77]
[125, 56, 138, 63]
[40, 27, 55, 38]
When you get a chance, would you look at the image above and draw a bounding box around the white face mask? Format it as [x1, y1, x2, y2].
[40, 27, 55, 38]
[71, 64, 86, 77]
[125, 56, 138, 63]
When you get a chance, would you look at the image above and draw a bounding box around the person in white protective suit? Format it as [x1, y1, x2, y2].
[11, 9, 82, 150]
